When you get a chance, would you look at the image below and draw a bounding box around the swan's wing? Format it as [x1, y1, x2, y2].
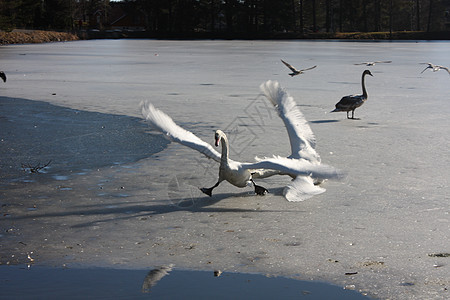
[354, 62, 367, 65]
[260, 80, 319, 161]
[281, 59, 298, 72]
[242, 156, 342, 180]
[300, 65, 317, 72]
[283, 176, 326, 202]
[140, 101, 221, 162]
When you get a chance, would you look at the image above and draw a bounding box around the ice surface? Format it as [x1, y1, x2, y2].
[0, 39, 449, 299]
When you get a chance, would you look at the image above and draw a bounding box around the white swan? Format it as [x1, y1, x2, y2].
[281, 59, 317, 77]
[140, 102, 341, 198]
[331, 70, 373, 119]
[259, 80, 329, 201]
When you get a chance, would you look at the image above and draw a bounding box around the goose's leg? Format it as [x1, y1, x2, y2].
[200, 180, 221, 197]
[351, 109, 360, 120]
[250, 179, 269, 195]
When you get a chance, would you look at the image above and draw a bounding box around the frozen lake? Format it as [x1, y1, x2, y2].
[1, 39, 449, 299]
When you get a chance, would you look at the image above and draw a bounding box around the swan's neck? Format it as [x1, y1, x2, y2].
[361, 73, 368, 98]
[220, 135, 229, 163]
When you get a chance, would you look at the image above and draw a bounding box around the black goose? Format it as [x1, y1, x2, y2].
[331, 70, 373, 120]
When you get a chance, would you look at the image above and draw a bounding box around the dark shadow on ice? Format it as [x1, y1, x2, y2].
[310, 120, 340, 124]
[10, 190, 307, 228]
[0, 96, 170, 184]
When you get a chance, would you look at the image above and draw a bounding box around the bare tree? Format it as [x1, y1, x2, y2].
[416, 0, 421, 30]
[427, 0, 433, 32]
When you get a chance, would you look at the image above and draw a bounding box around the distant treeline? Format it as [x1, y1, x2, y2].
[1, 0, 449, 36]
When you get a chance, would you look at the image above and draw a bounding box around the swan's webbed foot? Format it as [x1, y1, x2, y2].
[254, 184, 269, 195]
[200, 181, 220, 197]
[200, 187, 213, 197]
[251, 179, 268, 195]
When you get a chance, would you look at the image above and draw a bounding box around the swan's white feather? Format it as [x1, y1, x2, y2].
[260, 80, 320, 163]
[283, 176, 326, 202]
[140, 101, 221, 162]
[241, 156, 341, 180]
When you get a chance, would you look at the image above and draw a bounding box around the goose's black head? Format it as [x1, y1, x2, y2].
[364, 70, 373, 77]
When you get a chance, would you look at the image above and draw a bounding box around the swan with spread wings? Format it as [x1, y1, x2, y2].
[141, 96, 341, 200]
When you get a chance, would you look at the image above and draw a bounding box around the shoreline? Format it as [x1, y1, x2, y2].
[0, 30, 79, 45]
[1, 29, 448, 45]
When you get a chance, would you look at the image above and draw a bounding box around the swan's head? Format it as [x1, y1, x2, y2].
[363, 70, 373, 77]
[214, 130, 225, 147]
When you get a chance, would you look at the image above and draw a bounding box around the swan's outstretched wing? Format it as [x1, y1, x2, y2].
[242, 156, 342, 180]
[141, 101, 221, 162]
[260, 80, 320, 162]
[283, 176, 326, 202]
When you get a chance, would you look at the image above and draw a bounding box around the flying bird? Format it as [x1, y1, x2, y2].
[420, 63, 450, 75]
[140, 102, 341, 199]
[281, 59, 317, 77]
[259, 80, 334, 201]
[354, 61, 391, 66]
[0, 71, 6, 82]
[331, 70, 373, 120]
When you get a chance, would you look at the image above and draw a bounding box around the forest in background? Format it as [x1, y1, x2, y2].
[1, 0, 449, 38]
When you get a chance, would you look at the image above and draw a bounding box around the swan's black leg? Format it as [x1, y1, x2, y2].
[346, 111, 350, 119]
[251, 179, 268, 195]
[200, 180, 220, 197]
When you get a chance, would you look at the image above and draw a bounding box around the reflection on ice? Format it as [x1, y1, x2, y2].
[0, 265, 369, 299]
[141, 264, 174, 293]
[53, 175, 70, 181]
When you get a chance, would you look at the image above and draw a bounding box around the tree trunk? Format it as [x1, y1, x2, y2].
[416, 0, 420, 31]
[427, 0, 433, 32]
[325, 0, 330, 32]
[299, 0, 304, 33]
[389, 0, 393, 38]
[312, 0, 317, 32]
